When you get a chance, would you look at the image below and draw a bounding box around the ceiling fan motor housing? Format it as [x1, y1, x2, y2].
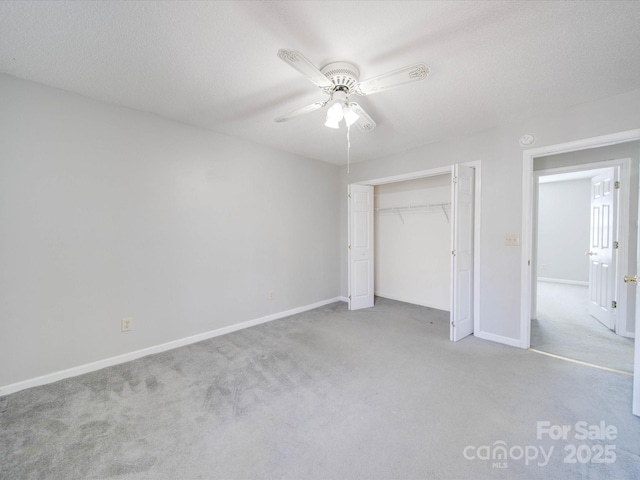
[320, 62, 360, 94]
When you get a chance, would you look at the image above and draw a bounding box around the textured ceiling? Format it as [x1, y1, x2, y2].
[1, 1, 640, 165]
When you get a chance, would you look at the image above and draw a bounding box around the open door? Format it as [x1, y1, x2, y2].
[348, 184, 374, 310]
[451, 164, 475, 341]
[588, 169, 617, 330]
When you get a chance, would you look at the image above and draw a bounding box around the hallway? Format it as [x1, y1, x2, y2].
[531, 281, 634, 373]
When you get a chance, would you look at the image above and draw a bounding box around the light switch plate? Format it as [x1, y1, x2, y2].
[505, 234, 520, 246]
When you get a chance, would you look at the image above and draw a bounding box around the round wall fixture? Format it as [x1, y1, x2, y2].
[519, 134, 536, 147]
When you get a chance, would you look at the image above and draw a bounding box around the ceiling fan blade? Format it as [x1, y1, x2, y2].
[354, 63, 430, 96]
[277, 49, 334, 90]
[348, 102, 376, 132]
[274, 100, 328, 123]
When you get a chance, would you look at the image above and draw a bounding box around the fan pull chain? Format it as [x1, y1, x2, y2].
[346, 124, 351, 174]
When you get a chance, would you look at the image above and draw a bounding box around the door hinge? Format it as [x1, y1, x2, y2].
[348, 194, 351, 199]
[452, 250, 456, 256]
[614, 181, 621, 189]
[613, 241, 619, 249]
[452, 176, 458, 184]
[349, 295, 351, 300]
[451, 320, 455, 327]
[348, 244, 351, 250]
[611, 300, 617, 309]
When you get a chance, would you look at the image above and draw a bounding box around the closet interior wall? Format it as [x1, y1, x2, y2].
[374, 174, 452, 311]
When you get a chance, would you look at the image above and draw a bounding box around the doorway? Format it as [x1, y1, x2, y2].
[347, 162, 480, 343]
[532, 165, 635, 373]
[374, 174, 451, 311]
[520, 129, 640, 416]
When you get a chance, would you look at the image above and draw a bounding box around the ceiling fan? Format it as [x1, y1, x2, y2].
[274, 49, 431, 132]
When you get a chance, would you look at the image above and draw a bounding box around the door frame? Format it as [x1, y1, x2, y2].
[520, 129, 640, 349]
[532, 161, 629, 334]
[347, 161, 482, 338]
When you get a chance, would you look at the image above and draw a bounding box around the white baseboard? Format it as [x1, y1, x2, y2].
[474, 330, 522, 348]
[0, 296, 346, 397]
[618, 330, 635, 339]
[537, 277, 588, 286]
[374, 292, 449, 312]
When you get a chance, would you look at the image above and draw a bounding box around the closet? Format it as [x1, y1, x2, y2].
[374, 174, 452, 311]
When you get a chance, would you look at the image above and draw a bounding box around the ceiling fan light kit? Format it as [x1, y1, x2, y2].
[324, 91, 360, 129]
[275, 49, 430, 132]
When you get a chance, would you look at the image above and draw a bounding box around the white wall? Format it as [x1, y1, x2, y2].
[537, 179, 591, 283]
[340, 88, 640, 345]
[0, 74, 341, 389]
[374, 175, 451, 310]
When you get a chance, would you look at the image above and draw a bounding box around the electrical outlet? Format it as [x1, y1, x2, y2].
[121, 317, 133, 332]
[268, 291, 274, 300]
[505, 234, 520, 246]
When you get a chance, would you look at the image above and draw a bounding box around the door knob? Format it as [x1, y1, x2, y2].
[586, 251, 597, 256]
[624, 275, 638, 283]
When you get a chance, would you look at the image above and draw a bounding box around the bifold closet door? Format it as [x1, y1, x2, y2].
[348, 184, 374, 310]
[451, 164, 474, 341]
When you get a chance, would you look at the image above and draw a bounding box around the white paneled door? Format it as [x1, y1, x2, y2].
[348, 184, 374, 310]
[588, 169, 617, 330]
[451, 165, 475, 341]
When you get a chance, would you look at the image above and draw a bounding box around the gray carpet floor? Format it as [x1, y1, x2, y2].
[1, 297, 639, 479]
[531, 282, 635, 373]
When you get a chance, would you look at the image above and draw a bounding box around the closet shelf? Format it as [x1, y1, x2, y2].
[374, 202, 451, 213]
[375, 202, 451, 224]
